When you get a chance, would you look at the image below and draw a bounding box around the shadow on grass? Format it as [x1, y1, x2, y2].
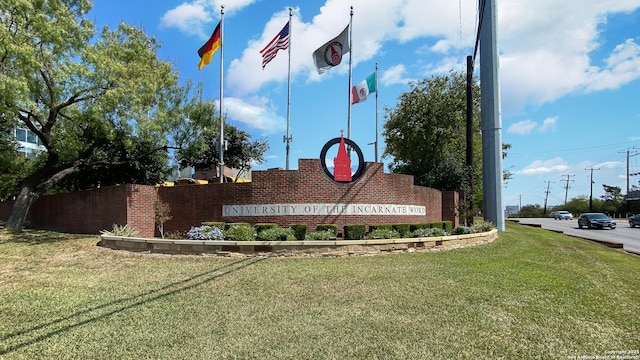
[0, 257, 263, 355]
[0, 223, 87, 245]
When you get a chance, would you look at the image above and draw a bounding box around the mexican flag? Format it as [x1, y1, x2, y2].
[351, 72, 376, 104]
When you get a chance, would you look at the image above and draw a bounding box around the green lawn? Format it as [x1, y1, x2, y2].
[1, 221, 638, 359]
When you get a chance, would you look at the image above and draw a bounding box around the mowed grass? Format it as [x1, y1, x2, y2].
[1, 222, 638, 359]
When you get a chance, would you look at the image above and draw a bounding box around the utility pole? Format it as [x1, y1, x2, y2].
[561, 174, 575, 205]
[479, 0, 504, 231]
[519, 195, 522, 212]
[543, 181, 552, 215]
[585, 167, 600, 212]
[619, 147, 639, 213]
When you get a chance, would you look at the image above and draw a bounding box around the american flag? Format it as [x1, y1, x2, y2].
[260, 22, 289, 69]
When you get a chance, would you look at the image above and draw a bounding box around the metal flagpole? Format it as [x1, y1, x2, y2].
[219, 5, 225, 183]
[285, 7, 292, 170]
[375, 62, 379, 162]
[347, 6, 353, 139]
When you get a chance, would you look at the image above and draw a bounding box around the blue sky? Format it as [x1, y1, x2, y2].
[89, 0, 640, 209]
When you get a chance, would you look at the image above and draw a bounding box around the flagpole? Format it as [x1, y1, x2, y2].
[219, 5, 225, 183]
[285, 7, 293, 170]
[347, 6, 353, 139]
[375, 62, 379, 162]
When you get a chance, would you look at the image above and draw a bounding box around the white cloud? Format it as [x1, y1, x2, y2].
[498, 0, 640, 113]
[222, 97, 285, 135]
[540, 116, 558, 132]
[586, 39, 640, 91]
[381, 64, 413, 86]
[160, 0, 258, 39]
[161, 0, 640, 123]
[593, 161, 624, 169]
[159, 3, 211, 37]
[507, 120, 537, 135]
[517, 158, 569, 175]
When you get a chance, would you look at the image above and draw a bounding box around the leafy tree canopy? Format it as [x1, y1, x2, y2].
[382, 71, 482, 192]
[1, 0, 183, 231]
[173, 87, 269, 181]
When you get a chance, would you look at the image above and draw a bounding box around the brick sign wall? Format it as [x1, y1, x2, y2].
[0, 160, 458, 237]
[159, 160, 444, 235]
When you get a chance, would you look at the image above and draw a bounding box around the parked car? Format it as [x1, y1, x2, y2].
[629, 214, 640, 228]
[554, 211, 573, 220]
[577, 213, 616, 229]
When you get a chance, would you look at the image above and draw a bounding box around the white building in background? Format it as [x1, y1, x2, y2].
[13, 127, 45, 159]
[505, 205, 519, 218]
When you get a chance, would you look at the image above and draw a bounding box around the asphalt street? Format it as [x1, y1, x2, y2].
[511, 217, 640, 255]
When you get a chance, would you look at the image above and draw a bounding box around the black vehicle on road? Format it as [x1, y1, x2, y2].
[629, 214, 640, 228]
[577, 213, 616, 229]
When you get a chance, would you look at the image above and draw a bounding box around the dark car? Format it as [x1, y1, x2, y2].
[577, 213, 616, 229]
[629, 214, 640, 228]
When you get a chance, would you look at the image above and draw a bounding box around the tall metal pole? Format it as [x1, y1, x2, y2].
[465, 55, 474, 225]
[374, 62, 379, 162]
[285, 8, 293, 170]
[218, 5, 225, 183]
[479, 0, 504, 230]
[347, 6, 353, 139]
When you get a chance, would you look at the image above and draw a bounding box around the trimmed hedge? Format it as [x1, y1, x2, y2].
[289, 224, 307, 240]
[254, 223, 278, 233]
[392, 224, 411, 238]
[344, 224, 366, 240]
[368, 224, 393, 233]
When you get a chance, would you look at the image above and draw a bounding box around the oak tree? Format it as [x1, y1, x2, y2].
[1, 0, 182, 231]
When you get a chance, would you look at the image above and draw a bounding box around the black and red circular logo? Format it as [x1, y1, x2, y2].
[320, 137, 365, 183]
[324, 42, 344, 66]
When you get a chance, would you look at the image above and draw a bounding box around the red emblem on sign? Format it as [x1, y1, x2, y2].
[333, 132, 352, 182]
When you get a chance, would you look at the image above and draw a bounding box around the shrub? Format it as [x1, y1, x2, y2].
[254, 223, 278, 233]
[257, 227, 295, 241]
[100, 224, 139, 237]
[409, 223, 431, 232]
[411, 227, 449, 237]
[344, 224, 366, 240]
[224, 222, 251, 230]
[392, 224, 411, 237]
[155, 201, 172, 239]
[187, 225, 224, 240]
[315, 224, 337, 235]
[224, 224, 256, 241]
[164, 231, 186, 240]
[443, 221, 453, 233]
[202, 221, 225, 229]
[365, 228, 400, 239]
[369, 224, 393, 232]
[472, 220, 495, 233]
[451, 226, 473, 235]
[289, 224, 308, 240]
[306, 229, 336, 240]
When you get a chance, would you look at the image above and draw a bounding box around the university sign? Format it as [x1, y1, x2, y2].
[222, 135, 426, 218]
[223, 203, 426, 217]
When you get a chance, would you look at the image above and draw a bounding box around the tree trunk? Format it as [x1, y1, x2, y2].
[6, 164, 78, 232]
[7, 185, 40, 232]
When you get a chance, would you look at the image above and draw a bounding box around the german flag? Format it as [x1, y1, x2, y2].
[197, 22, 221, 70]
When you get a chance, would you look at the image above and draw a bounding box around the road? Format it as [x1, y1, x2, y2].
[511, 217, 640, 255]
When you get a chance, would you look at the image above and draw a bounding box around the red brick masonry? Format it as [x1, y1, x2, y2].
[0, 160, 461, 237]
